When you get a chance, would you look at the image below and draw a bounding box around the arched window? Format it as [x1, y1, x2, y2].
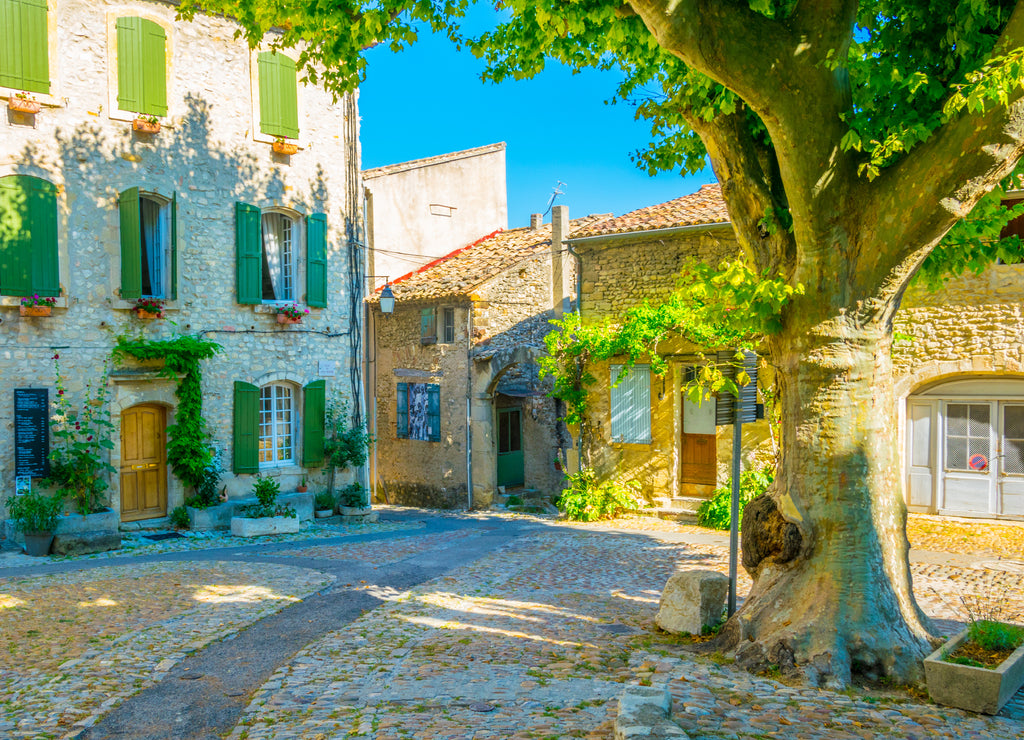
[259, 383, 296, 467]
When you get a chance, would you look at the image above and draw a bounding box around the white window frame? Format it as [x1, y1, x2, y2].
[139, 193, 171, 299]
[259, 383, 297, 468]
[260, 210, 302, 304]
[610, 364, 652, 444]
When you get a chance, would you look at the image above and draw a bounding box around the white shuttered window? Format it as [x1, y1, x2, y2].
[610, 364, 651, 444]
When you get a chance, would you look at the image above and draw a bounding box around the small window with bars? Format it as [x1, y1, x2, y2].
[442, 307, 456, 343]
[944, 403, 990, 472]
[420, 308, 437, 344]
[610, 364, 652, 444]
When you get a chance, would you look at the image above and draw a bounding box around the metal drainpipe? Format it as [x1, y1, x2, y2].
[466, 302, 473, 510]
[566, 240, 584, 474]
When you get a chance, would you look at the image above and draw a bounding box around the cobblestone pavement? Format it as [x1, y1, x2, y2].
[228, 525, 1024, 740]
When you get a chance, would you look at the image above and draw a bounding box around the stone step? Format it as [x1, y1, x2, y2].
[651, 496, 708, 513]
[654, 508, 699, 524]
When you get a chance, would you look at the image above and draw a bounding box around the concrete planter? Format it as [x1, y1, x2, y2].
[924, 628, 1024, 714]
[187, 502, 234, 531]
[314, 509, 333, 519]
[230, 515, 300, 537]
[51, 509, 121, 556]
[338, 506, 372, 516]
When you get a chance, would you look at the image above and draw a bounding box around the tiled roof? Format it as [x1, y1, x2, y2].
[374, 215, 606, 302]
[572, 183, 729, 238]
[362, 143, 506, 180]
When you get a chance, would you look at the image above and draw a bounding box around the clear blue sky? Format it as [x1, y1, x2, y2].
[358, 16, 713, 228]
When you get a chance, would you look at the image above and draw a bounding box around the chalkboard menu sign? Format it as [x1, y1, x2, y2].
[15, 388, 49, 477]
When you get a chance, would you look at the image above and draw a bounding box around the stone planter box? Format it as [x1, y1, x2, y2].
[230, 515, 300, 537]
[338, 505, 377, 524]
[187, 501, 234, 531]
[924, 628, 1024, 714]
[52, 509, 121, 556]
[338, 506, 372, 516]
[314, 509, 333, 519]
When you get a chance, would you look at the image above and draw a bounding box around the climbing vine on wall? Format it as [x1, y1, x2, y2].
[537, 259, 802, 458]
[113, 334, 222, 490]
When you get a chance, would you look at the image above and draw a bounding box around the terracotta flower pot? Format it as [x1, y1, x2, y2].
[277, 314, 302, 324]
[19, 305, 51, 317]
[272, 140, 299, 155]
[8, 97, 40, 114]
[133, 118, 161, 134]
[136, 309, 161, 319]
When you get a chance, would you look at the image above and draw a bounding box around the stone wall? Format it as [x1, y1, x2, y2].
[0, 0, 362, 524]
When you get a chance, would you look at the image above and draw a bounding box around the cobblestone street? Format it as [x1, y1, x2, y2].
[0, 509, 1022, 739]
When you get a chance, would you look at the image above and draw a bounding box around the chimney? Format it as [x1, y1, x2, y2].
[530, 213, 543, 230]
[550, 205, 568, 318]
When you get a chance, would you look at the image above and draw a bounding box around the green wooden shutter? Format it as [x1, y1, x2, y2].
[170, 191, 177, 299]
[0, 175, 56, 296]
[302, 380, 326, 466]
[233, 381, 259, 474]
[396, 382, 408, 439]
[427, 384, 441, 442]
[0, 0, 50, 94]
[116, 17, 142, 113]
[258, 51, 299, 138]
[235, 202, 261, 304]
[306, 213, 327, 307]
[28, 176, 58, 296]
[140, 19, 166, 115]
[119, 187, 141, 301]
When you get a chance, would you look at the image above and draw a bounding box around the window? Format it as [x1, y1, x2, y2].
[233, 380, 325, 473]
[235, 204, 327, 307]
[257, 51, 298, 138]
[119, 188, 176, 300]
[115, 16, 167, 117]
[0, 174, 59, 297]
[396, 382, 440, 441]
[420, 308, 437, 344]
[0, 0, 49, 95]
[610, 364, 651, 444]
[442, 307, 455, 343]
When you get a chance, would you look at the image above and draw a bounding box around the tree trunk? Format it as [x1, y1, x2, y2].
[713, 294, 934, 688]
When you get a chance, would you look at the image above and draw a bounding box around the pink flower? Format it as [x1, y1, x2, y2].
[52, 353, 59, 360]
[58, 390, 63, 395]
[86, 435, 93, 441]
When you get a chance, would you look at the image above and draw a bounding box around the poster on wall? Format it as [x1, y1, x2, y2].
[408, 383, 430, 441]
[14, 388, 49, 478]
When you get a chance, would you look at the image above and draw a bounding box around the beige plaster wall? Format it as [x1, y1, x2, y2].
[1, 0, 361, 523]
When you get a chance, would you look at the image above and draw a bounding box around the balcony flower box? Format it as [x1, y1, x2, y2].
[20, 305, 51, 317]
[133, 117, 161, 134]
[136, 309, 162, 320]
[272, 139, 299, 155]
[924, 627, 1024, 714]
[19, 295, 57, 316]
[8, 96, 40, 114]
[276, 313, 302, 324]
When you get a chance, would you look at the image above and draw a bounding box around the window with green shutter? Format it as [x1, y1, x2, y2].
[257, 51, 299, 138]
[0, 0, 50, 95]
[116, 17, 167, 116]
[0, 174, 59, 297]
[306, 213, 327, 307]
[236, 202, 261, 304]
[302, 380, 326, 466]
[119, 188, 176, 300]
[233, 381, 259, 474]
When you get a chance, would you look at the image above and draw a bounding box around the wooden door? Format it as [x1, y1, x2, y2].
[120, 404, 167, 522]
[681, 434, 717, 485]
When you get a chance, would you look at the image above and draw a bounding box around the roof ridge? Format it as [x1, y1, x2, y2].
[386, 228, 505, 288]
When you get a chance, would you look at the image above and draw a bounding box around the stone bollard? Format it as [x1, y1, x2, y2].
[655, 570, 729, 635]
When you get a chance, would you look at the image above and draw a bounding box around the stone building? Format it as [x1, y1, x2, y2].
[571, 184, 1024, 521]
[367, 207, 600, 508]
[0, 0, 363, 528]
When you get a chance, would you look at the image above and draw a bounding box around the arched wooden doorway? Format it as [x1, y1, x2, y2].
[120, 404, 168, 522]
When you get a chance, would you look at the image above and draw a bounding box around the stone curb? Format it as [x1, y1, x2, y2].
[615, 685, 690, 740]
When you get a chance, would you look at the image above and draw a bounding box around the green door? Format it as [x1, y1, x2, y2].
[497, 407, 524, 488]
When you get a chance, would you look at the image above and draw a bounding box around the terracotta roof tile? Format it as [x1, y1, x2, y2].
[572, 183, 729, 238]
[374, 215, 605, 302]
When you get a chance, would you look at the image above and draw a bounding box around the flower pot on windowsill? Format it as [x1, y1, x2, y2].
[136, 309, 162, 319]
[295, 485, 308, 493]
[272, 140, 299, 155]
[20, 305, 51, 317]
[8, 97, 40, 114]
[277, 314, 302, 324]
[133, 118, 161, 134]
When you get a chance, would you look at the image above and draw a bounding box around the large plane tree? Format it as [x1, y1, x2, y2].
[179, 0, 1024, 686]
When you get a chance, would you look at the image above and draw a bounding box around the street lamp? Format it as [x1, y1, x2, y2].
[379, 283, 395, 314]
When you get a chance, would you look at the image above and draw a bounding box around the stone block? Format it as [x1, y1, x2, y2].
[230, 515, 301, 537]
[655, 570, 729, 635]
[51, 531, 122, 556]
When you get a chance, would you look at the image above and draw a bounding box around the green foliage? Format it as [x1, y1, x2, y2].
[169, 505, 190, 530]
[46, 355, 116, 515]
[557, 468, 645, 522]
[697, 466, 775, 531]
[323, 394, 373, 496]
[113, 334, 222, 490]
[185, 447, 224, 509]
[7, 490, 63, 534]
[252, 474, 280, 509]
[338, 482, 367, 508]
[314, 490, 335, 510]
[968, 619, 1024, 653]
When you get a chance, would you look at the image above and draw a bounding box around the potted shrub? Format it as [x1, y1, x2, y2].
[19, 294, 57, 317]
[323, 394, 374, 504]
[132, 115, 161, 134]
[271, 136, 299, 155]
[7, 490, 64, 556]
[296, 475, 309, 493]
[925, 618, 1024, 714]
[276, 303, 309, 324]
[8, 92, 40, 115]
[314, 491, 334, 518]
[133, 297, 164, 319]
[230, 474, 300, 537]
[337, 482, 370, 515]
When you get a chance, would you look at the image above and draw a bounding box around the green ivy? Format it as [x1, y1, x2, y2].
[113, 334, 222, 490]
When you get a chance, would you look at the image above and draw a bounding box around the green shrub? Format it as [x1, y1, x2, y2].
[338, 482, 366, 508]
[506, 494, 523, 506]
[969, 619, 1024, 652]
[558, 468, 644, 522]
[7, 491, 64, 534]
[697, 465, 774, 530]
[186, 447, 223, 509]
[252, 475, 280, 509]
[169, 505, 190, 530]
[314, 491, 335, 510]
